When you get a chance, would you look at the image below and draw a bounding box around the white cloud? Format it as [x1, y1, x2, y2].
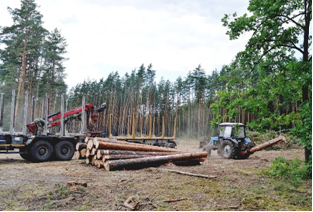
[1, 0, 251, 88]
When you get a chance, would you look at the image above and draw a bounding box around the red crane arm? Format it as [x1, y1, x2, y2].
[27, 103, 95, 133]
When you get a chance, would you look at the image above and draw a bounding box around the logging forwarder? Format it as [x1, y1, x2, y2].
[0, 90, 106, 162]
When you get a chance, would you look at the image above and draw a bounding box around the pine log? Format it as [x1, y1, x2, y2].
[240, 136, 286, 155]
[95, 141, 183, 152]
[84, 137, 90, 143]
[96, 149, 182, 159]
[91, 155, 97, 165]
[103, 154, 152, 160]
[87, 139, 94, 150]
[93, 138, 143, 145]
[76, 142, 87, 151]
[96, 160, 104, 168]
[172, 157, 206, 165]
[104, 152, 208, 171]
[91, 148, 97, 156]
[80, 149, 87, 158]
[85, 149, 91, 158]
[85, 156, 92, 164]
[73, 151, 80, 159]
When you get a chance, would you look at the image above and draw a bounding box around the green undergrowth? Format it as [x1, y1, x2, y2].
[260, 157, 308, 188]
[246, 130, 302, 150]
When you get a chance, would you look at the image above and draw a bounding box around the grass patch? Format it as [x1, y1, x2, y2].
[260, 157, 308, 188]
[55, 183, 71, 198]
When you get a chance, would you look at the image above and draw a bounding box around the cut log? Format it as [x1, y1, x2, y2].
[84, 137, 90, 143]
[76, 142, 87, 151]
[91, 155, 97, 165]
[95, 140, 184, 152]
[173, 157, 206, 164]
[85, 149, 91, 158]
[104, 152, 208, 171]
[240, 136, 286, 155]
[96, 149, 181, 159]
[96, 160, 104, 168]
[80, 149, 87, 158]
[85, 157, 90, 164]
[95, 137, 139, 145]
[91, 148, 97, 156]
[73, 151, 80, 160]
[103, 154, 153, 160]
[87, 139, 94, 150]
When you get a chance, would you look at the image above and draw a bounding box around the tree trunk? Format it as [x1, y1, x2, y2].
[15, 26, 28, 123]
[94, 140, 184, 152]
[303, 0, 311, 166]
[104, 152, 207, 171]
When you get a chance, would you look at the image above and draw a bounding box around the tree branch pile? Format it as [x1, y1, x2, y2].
[74, 137, 208, 171]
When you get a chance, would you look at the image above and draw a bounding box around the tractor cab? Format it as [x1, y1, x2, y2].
[218, 123, 246, 141]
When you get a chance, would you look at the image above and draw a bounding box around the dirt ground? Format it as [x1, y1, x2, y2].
[0, 139, 311, 211]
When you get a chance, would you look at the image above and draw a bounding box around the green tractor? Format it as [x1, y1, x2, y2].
[203, 123, 256, 159]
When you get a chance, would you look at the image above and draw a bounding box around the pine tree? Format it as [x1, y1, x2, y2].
[0, 0, 47, 125]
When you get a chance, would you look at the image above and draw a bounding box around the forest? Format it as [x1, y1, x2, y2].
[0, 0, 311, 172]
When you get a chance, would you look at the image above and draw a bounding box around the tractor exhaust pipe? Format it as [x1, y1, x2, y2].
[240, 136, 287, 155]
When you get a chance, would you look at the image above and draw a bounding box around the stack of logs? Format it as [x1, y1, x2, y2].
[74, 137, 208, 171]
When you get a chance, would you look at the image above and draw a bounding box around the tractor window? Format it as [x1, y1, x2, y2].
[219, 126, 232, 137]
[233, 126, 245, 138]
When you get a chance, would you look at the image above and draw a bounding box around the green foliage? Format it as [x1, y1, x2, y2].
[261, 157, 308, 188]
[55, 183, 71, 198]
[290, 101, 312, 174]
[211, 0, 311, 174]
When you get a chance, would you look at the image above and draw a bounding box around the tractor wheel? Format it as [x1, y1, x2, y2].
[219, 140, 236, 159]
[167, 143, 176, 149]
[203, 144, 211, 157]
[236, 142, 256, 159]
[30, 140, 54, 162]
[54, 140, 75, 161]
[236, 154, 250, 159]
[20, 153, 32, 161]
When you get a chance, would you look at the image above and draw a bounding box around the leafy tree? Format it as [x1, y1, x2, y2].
[221, 0, 311, 169]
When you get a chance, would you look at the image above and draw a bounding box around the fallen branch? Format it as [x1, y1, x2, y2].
[163, 198, 189, 203]
[229, 205, 240, 209]
[123, 196, 140, 210]
[50, 197, 75, 205]
[160, 169, 216, 179]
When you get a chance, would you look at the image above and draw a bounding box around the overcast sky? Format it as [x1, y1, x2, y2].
[0, 0, 252, 88]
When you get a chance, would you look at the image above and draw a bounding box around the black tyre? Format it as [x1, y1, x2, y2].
[236, 154, 250, 159]
[167, 143, 176, 148]
[219, 140, 237, 159]
[203, 144, 212, 156]
[20, 153, 32, 161]
[30, 140, 54, 162]
[54, 140, 75, 161]
[236, 142, 256, 159]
